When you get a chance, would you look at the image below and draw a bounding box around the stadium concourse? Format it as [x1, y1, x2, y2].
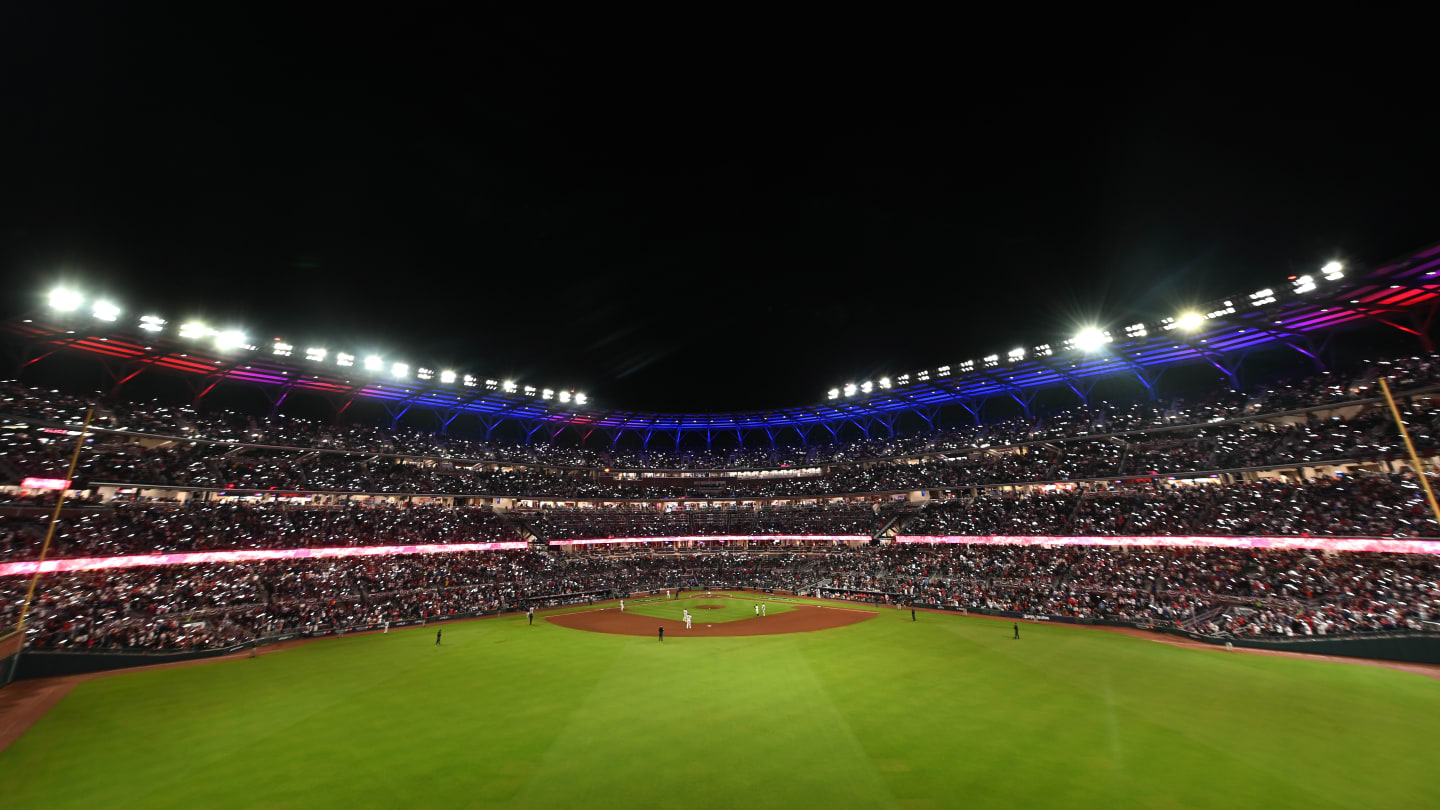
[0, 351, 1437, 661]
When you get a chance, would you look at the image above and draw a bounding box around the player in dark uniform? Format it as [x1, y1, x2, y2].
[911, 608, 916, 622]
[528, 608, 534, 625]
[1013, 623, 1019, 640]
[658, 626, 664, 642]
[436, 629, 442, 645]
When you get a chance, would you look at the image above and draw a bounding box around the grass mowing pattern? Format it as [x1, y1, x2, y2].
[621, 592, 795, 623]
[1, 603, 1436, 809]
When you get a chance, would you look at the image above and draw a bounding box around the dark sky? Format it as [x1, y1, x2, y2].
[3, 10, 1438, 413]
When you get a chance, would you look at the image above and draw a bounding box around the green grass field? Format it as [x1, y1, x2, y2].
[2, 596, 1437, 809]
[621, 593, 795, 623]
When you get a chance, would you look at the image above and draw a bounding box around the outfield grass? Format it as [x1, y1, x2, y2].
[2, 602, 1437, 809]
[621, 592, 795, 623]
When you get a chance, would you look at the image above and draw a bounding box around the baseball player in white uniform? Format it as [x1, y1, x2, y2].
[761, 604, 767, 617]
[620, 599, 625, 612]
[685, 613, 692, 630]
[754, 604, 759, 616]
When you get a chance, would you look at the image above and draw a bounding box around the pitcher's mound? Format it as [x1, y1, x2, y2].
[548, 605, 874, 637]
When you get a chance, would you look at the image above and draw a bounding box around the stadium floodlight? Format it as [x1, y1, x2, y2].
[860, 381, 874, 394]
[440, 370, 457, 384]
[485, 379, 499, 390]
[48, 288, 83, 312]
[336, 352, 354, 367]
[958, 360, 974, 373]
[523, 385, 536, 397]
[502, 380, 517, 393]
[391, 362, 409, 378]
[827, 388, 840, 400]
[878, 377, 891, 389]
[214, 330, 246, 351]
[91, 301, 120, 321]
[936, 365, 951, 377]
[305, 347, 326, 362]
[138, 315, 166, 332]
[1008, 348, 1025, 361]
[843, 383, 858, 397]
[1073, 328, 1110, 352]
[364, 355, 383, 371]
[1248, 288, 1276, 306]
[983, 355, 999, 368]
[895, 373, 910, 385]
[559, 390, 573, 403]
[1291, 274, 1316, 294]
[462, 374, 477, 387]
[1033, 343, 1053, 358]
[1124, 323, 1148, 338]
[542, 388, 554, 400]
[1174, 312, 1205, 331]
[272, 342, 294, 357]
[417, 368, 434, 380]
[1321, 261, 1344, 281]
[574, 392, 587, 405]
[178, 321, 209, 339]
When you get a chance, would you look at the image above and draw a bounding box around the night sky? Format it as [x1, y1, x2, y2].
[3, 10, 1438, 413]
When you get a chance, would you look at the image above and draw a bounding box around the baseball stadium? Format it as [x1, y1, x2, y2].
[2, 241, 1440, 809]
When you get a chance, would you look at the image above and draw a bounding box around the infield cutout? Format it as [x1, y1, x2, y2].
[547, 604, 875, 637]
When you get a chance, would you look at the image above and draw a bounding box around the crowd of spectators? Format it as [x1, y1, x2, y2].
[0, 503, 522, 561]
[2, 355, 1438, 480]
[905, 471, 1440, 538]
[4, 542, 1436, 651]
[2, 394, 1433, 500]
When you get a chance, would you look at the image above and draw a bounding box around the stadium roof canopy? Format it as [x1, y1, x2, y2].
[5, 240, 1439, 445]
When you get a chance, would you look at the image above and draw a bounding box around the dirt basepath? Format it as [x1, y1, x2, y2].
[548, 604, 874, 637]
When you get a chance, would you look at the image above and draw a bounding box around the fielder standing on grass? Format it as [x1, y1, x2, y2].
[1013, 623, 1020, 640]
[528, 607, 534, 625]
[436, 629, 442, 645]
[658, 626, 664, 642]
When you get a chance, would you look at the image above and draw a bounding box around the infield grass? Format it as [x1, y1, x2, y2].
[621, 591, 795, 623]
[2, 600, 1437, 809]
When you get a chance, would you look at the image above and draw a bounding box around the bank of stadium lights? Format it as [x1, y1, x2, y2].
[214, 330, 249, 351]
[860, 381, 874, 394]
[48, 288, 83, 312]
[37, 288, 587, 406]
[823, 259, 1356, 398]
[1067, 328, 1111, 352]
[878, 377, 891, 389]
[91, 301, 120, 322]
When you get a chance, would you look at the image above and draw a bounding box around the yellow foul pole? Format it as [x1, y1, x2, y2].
[1377, 377, 1440, 531]
[12, 407, 94, 638]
